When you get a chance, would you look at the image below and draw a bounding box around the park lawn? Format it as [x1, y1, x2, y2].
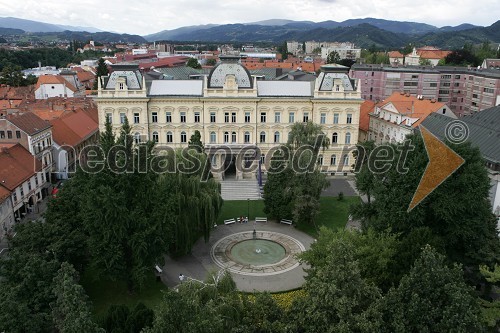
[295, 196, 360, 237]
[81, 269, 167, 319]
[219, 196, 359, 237]
[217, 199, 266, 224]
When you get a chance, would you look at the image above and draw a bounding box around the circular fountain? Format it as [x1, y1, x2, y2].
[211, 231, 305, 276]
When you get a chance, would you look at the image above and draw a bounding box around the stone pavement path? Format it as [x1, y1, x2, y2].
[160, 222, 315, 292]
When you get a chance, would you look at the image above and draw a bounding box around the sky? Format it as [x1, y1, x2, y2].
[0, 0, 499, 36]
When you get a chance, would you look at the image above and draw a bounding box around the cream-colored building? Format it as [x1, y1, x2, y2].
[96, 60, 362, 180]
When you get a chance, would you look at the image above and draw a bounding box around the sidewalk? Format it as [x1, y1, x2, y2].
[0, 197, 49, 257]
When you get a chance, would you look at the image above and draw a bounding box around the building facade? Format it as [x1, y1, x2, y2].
[96, 61, 363, 180]
[367, 92, 456, 144]
[0, 112, 53, 196]
[350, 64, 500, 116]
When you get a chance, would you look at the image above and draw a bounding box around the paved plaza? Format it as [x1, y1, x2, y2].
[161, 222, 315, 292]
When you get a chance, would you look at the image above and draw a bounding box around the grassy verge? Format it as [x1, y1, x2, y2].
[219, 196, 359, 237]
[295, 196, 360, 237]
[217, 199, 265, 224]
[81, 269, 167, 319]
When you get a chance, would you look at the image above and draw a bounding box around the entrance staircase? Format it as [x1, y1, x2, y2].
[220, 178, 262, 201]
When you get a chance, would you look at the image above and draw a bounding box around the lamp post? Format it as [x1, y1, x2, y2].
[247, 198, 249, 221]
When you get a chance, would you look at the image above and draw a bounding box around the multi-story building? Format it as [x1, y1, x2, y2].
[0, 185, 14, 240]
[350, 64, 500, 116]
[0, 112, 53, 196]
[50, 108, 99, 180]
[321, 42, 361, 61]
[286, 41, 301, 55]
[366, 92, 456, 144]
[35, 75, 80, 100]
[0, 144, 47, 224]
[96, 60, 363, 179]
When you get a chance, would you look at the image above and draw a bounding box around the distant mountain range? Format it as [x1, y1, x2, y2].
[0, 16, 499, 50]
[0, 17, 102, 33]
[144, 18, 500, 49]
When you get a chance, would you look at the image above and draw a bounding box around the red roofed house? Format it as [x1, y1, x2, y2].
[50, 108, 99, 179]
[35, 75, 80, 100]
[388, 51, 404, 65]
[0, 112, 53, 194]
[405, 47, 451, 66]
[358, 100, 376, 142]
[368, 92, 456, 144]
[0, 144, 47, 233]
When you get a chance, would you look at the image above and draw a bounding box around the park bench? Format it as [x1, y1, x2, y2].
[224, 218, 236, 225]
[280, 219, 293, 226]
[255, 217, 267, 223]
[237, 216, 249, 223]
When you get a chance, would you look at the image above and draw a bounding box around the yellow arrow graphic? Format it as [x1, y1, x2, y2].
[408, 126, 465, 212]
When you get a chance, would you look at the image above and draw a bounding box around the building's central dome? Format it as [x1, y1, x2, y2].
[208, 60, 252, 89]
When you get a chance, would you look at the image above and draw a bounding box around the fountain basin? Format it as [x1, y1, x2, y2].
[230, 239, 286, 266]
[211, 231, 305, 276]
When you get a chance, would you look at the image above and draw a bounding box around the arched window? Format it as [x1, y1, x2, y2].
[318, 154, 323, 165]
[345, 132, 351, 144]
[134, 132, 141, 144]
[166, 131, 173, 143]
[152, 131, 159, 143]
[180, 131, 187, 143]
[330, 154, 337, 165]
[224, 131, 229, 143]
[231, 131, 237, 143]
[343, 154, 349, 165]
[210, 131, 216, 143]
[274, 131, 280, 143]
[244, 131, 250, 143]
[260, 131, 266, 143]
[332, 132, 338, 143]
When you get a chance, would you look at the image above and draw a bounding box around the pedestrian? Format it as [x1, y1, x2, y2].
[179, 273, 185, 283]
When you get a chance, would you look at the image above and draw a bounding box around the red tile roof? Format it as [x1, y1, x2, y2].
[35, 75, 78, 92]
[0, 144, 42, 191]
[138, 56, 190, 70]
[7, 112, 51, 135]
[76, 71, 95, 83]
[359, 100, 376, 132]
[388, 51, 404, 58]
[50, 109, 98, 147]
[377, 92, 446, 128]
[0, 183, 10, 201]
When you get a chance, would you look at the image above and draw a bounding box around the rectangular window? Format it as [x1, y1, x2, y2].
[231, 112, 236, 123]
[245, 112, 250, 123]
[35, 175, 39, 186]
[120, 113, 126, 124]
[119, 82, 124, 90]
[0, 131, 4, 139]
[303, 112, 309, 122]
[275, 112, 281, 123]
[210, 112, 216, 123]
[13, 192, 17, 203]
[7, 131, 12, 139]
[438, 90, 450, 95]
[180, 112, 186, 123]
[429, 83, 437, 87]
[133, 113, 139, 124]
[346, 114, 352, 124]
[15, 130, 21, 139]
[28, 180, 32, 191]
[166, 112, 172, 123]
[320, 113, 326, 124]
[152, 112, 158, 123]
[260, 112, 266, 123]
[106, 113, 112, 123]
[289, 112, 295, 123]
[225, 112, 229, 123]
[244, 132, 250, 143]
[194, 112, 200, 123]
[333, 113, 339, 124]
[455, 75, 461, 79]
